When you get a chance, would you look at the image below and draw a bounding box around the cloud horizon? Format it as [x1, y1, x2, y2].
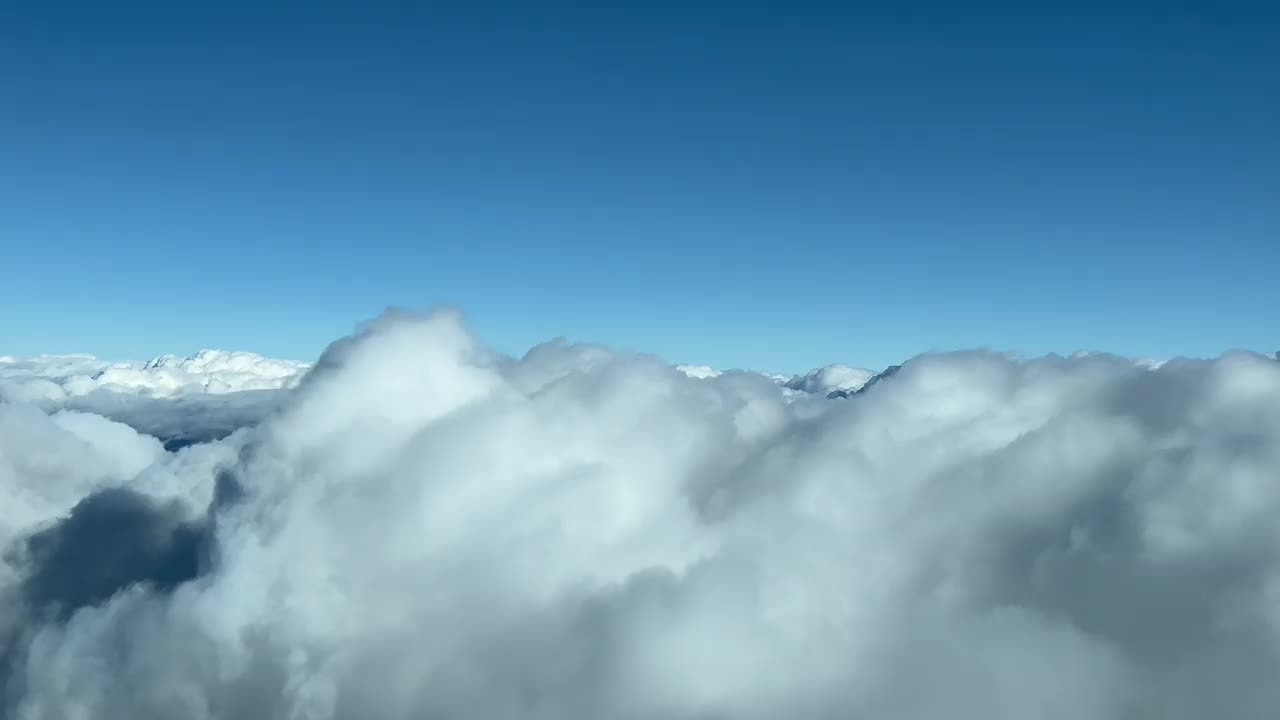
[2, 308, 1279, 719]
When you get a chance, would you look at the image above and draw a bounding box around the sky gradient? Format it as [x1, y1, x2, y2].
[2, 0, 1276, 372]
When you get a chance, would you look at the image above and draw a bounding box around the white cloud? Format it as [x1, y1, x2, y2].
[1, 309, 1279, 719]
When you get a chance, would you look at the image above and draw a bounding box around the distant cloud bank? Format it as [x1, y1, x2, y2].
[2, 310, 1279, 719]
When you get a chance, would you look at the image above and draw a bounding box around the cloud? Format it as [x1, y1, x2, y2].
[1, 309, 1279, 719]
[15, 487, 210, 623]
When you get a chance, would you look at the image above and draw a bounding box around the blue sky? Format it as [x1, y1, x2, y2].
[2, 1, 1276, 372]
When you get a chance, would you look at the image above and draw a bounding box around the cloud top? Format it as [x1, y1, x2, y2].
[2, 310, 1279, 719]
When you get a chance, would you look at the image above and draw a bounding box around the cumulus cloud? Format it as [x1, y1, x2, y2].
[2, 309, 1280, 719]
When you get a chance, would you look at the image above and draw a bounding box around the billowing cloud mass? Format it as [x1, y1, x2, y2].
[2, 309, 1280, 719]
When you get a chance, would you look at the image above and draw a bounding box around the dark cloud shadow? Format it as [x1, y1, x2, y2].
[15, 488, 209, 622]
[0, 468, 248, 718]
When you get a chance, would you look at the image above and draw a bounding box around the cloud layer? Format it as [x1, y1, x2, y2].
[2, 310, 1279, 719]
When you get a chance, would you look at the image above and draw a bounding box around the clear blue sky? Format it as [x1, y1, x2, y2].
[2, 1, 1276, 372]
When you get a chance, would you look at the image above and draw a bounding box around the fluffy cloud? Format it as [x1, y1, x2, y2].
[2, 310, 1279, 719]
